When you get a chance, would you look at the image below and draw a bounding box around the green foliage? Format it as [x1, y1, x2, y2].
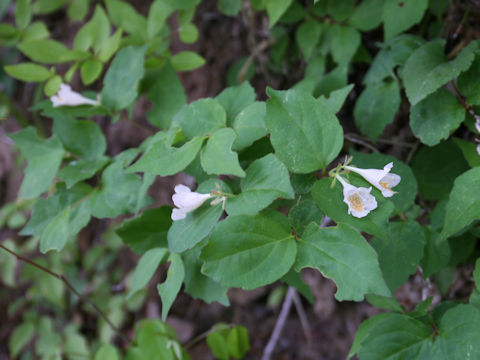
[4, 0, 480, 358]
[9, 127, 64, 198]
[101, 45, 147, 111]
[295, 223, 390, 301]
[410, 88, 465, 146]
[201, 212, 296, 289]
[265, 88, 343, 173]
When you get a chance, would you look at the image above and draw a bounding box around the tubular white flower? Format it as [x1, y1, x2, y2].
[335, 175, 378, 218]
[345, 162, 401, 198]
[475, 117, 480, 133]
[171, 184, 212, 221]
[50, 83, 100, 107]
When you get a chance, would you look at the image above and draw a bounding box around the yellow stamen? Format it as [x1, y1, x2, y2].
[379, 180, 391, 190]
[347, 194, 364, 212]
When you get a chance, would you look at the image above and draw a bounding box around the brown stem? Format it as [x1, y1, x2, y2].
[0, 243, 131, 344]
[451, 81, 480, 121]
[238, 39, 274, 84]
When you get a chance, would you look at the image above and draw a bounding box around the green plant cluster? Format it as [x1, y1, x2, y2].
[1, 0, 480, 359]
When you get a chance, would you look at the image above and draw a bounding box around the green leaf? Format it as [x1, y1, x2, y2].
[9, 322, 35, 357]
[382, 0, 428, 40]
[168, 202, 223, 253]
[117, 207, 171, 254]
[474, 258, 480, 289]
[22, 21, 50, 41]
[350, 151, 418, 213]
[354, 80, 401, 142]
[183, 247, 229, 305]
[370, 220, 426, 292]
[411, 140, 469, 200]
[146, 62, 187, 129]
[225, 153, 294, 216]
[176, 98, 226, 138]
[200, 128, 245, 177]
[32, 0, 67, 14]
[365, 294, 404, 312]
[90, 160, 144, 218]
[15, 0, 31, 29]
[98, 29, 122, 63]
[68, 0, 90, 21]
[4, 62, 51, 82]
[410, 88, 465, 146]
[80, 59, 103, 85]
[9, 127, 64, 198]
[218, 0, 242, 16]
[312, 178, 394, 239]
[264, 0, 293, 27]
[441, 167, 480, 239]
[157, 253, 185, 320]
[348, 0, 384, 31]
[171, 51, 206, 71]
[355, 314, 432, 359]
[128, 136, 204, 176]
[348, 313, 393, 359]
[21, 182, 92, 236]
[94, 344, 120, 360]
[207, 329, 230, 360]
[319, 84, 354, 114]
[402, 39, 477, 105]
[295, 223, 390, 301]
[105, 0, 147, 39]
[129, 248, 168, 298]
[328, 24, 361, 65]
[457, 56, 480, 105]
[420, 228, 451, 278]
[227, 326, 250, 359]
[429, 304, 480, 358]
[281, 270, 314, 303]
[364, 35, 425, 85]
[58, 157, 109, 188]
[17, 39, 69, 64]
[265, 88, 343, 173]
[232, 102, 267, 151]
[52, 114, 106, 160]
[296, 20, 322, 59]
[40, 208, 70, 252]
[216, 82, 256, 125]
[44, 75, 62, 97]
[101, 45, 147, 111]
[201, 211, 297, 290]
[453, 137, 480, 168]
[179, 23, 198, 43]
[147, 0, 174, 39]
[288, 199, 324, 237]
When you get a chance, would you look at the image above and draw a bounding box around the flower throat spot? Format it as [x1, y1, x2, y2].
[347, 194, 364, 212]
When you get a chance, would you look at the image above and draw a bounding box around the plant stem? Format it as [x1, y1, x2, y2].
[262, 286, 296, 360]
[0, 243, 131, 344]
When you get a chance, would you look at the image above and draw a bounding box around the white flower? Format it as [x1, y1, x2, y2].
[477, 143, 480, 156]
[475, 117, 480, 133]
[335, 175, 378, 218]
[345, 162, 401, 198]
[50, 83, 100, 107]
[171, 184, 212, 221]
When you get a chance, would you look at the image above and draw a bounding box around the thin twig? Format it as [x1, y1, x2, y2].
[262, 286, 296, 360]
[345, 133, 415, 148]
[0, 243, 131, 344]
[238, 39, 274, 83]
[450, 81, 480, 121]
[184, 323, 234, 350]
[405, 140, 420, 165]
[291, 290, 312, 346]
[344, 134, 379, 153]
